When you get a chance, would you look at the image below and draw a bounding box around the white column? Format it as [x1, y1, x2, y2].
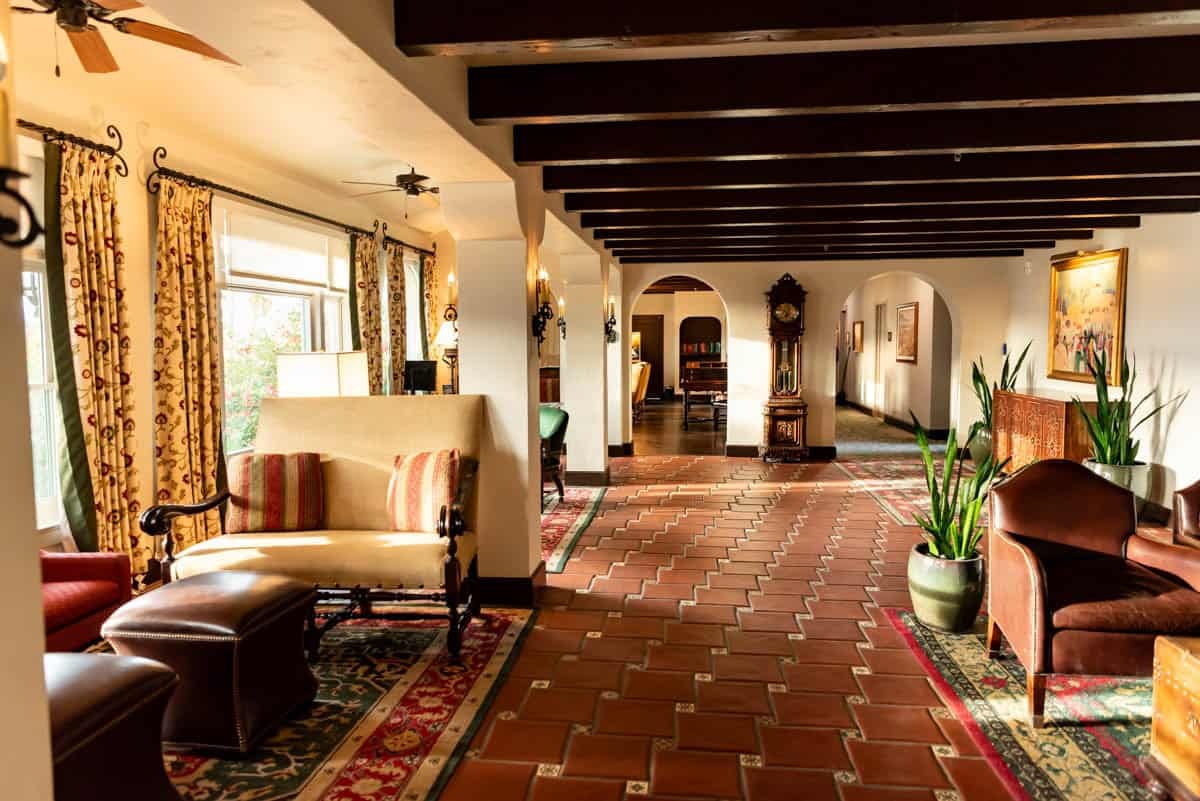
[441, 182, 542, 579]
[560, 254, 609, 480]
[606, 262, 630, 452]
[0, 7, 55, 787]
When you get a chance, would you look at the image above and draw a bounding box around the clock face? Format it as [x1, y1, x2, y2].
[773, 302, 800, 324]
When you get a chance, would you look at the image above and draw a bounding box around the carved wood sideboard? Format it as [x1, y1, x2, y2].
[993, 389, 1098, 472]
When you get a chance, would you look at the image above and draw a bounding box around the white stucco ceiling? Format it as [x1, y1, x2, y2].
[12, 0, 507, 232]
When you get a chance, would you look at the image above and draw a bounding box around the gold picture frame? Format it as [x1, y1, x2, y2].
[852, 320, 864, 353]
[896, 302, 918, 363]
[1046, 248, 1128, 385]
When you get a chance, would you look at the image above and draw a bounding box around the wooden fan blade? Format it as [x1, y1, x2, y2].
[351, 189, 404, 198]
[113, 19, 238, 65]
[92, 0, 144, 10]
[68, 29, 119, 74]
[341, 180, 401, 187]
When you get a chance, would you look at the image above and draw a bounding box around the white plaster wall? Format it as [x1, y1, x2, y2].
[632, 290, 729, 392]
[607, 264, 629, 446]
[1006, 213, 1200, 506]
[620, 258, 1011, 452]
[841, 274, 953, 429]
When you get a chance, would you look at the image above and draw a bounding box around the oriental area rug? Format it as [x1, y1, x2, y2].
[165, 609, 532, 801]
[887, 608, 1153, 801]
[541, 486, 606, 572]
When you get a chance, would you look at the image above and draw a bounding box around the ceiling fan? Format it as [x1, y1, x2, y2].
[12, 0, 239, 74]
[342, 168, 440, 199]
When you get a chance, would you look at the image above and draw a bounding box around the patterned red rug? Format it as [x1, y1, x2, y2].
[887, 608, 1152, 801]
[542, 486, 605, 572]
[165, 609, 533, 801]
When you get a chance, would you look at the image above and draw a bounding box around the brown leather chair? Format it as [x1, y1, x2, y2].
[1174, 478, 1200, 547]
[988, 460, 1200, 727]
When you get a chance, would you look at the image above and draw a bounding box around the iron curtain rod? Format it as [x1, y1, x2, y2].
[17, 118, 129, 178]
[145, 146, 435, 256]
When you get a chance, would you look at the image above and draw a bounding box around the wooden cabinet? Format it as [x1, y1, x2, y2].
[993, 389, 1097, 472]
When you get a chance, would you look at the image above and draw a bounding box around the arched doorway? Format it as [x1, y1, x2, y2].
[835, 272, 953, 460]
[630, 275, 729, 455]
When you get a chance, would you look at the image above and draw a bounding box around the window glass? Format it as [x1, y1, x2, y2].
[224, 209, 332, 286]
[404, 252, 425, 359]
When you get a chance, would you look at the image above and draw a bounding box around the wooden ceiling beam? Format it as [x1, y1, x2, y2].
[579, 201, 1195, 229]
[543, 148, 1200, 192]
[472, 35, 1200, 124]
[395, 2, 1200, 56]
[607, 237, 1060, 250]
[613, 242, 1054, 257]
[594, 219, 1131, 239]
[514, 101, 1200, 165]
[603, 231, 1092, 247]
[564, 177, 1200, 212]
[619, 250, 1027, 264]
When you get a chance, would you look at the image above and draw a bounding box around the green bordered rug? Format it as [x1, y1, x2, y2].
[886, 608, 1153, 801]
[158, 609, 534, 801]
[542, 486, 606, 573]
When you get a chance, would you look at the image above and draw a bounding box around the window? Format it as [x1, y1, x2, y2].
[404, 251, 426, 360]
[18, 137, 64, 533]
[213, 198, 351, 453]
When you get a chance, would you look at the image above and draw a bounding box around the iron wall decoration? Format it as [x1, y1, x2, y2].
[557, 296, 567, 340]
[605, 297, 618, 343]
[532, 268, 556, 354]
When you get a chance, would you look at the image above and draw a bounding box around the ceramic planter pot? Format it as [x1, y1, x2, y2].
[968, 428, 993, 466]
[1085, 459, 1150, 519]
[907, 543, 985, 633]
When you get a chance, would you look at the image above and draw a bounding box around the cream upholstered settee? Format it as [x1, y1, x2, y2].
[140, 395, 484, 657]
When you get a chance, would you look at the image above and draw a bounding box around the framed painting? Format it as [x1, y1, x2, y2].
[1047, 248, 1128, 384]
[852, 320, 864, 353]
[896, 303, 918, 363]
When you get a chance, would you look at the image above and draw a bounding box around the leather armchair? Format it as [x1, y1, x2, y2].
[540, 405, 569, 509]
[1174, 478, 1200, 548]
[987, 460, 1200, 727]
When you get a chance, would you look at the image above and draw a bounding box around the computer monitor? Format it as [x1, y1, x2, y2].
[404, 360, 438, 394]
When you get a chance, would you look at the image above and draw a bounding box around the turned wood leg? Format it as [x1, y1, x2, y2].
[985, 618, 1003, 659]
[554, 473, 565, 501]
[1028, 673, 1047, 728]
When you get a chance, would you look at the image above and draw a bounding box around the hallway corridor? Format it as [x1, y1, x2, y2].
[632, 402, 727, 457]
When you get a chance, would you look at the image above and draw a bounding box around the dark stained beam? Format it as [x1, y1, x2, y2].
[608, 238, 1058, 251]
[603, 232, 1092, 248]
[514, 101, 1200, 165]
[543, 148, 1200, 192]
[612, 242, 1054, 257]
[579, 201, 1198, 229]
[564, 177, 1200, 213]
[472, 36, 1200, 124]
[594, 219, 1134, 239]
[619, 250, 1027, 264]
[396, 2, 1200, 56]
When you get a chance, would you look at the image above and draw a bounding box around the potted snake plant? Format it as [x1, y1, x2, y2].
[1074, 350, 1185, 517]
[907, 415, 1009, 633]
[968, 342, 1030, 465]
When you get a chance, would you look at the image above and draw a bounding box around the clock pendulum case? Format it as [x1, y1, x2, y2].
[761, 273, 810, 462]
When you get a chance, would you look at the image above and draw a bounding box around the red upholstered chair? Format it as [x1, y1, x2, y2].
[1174, 478, 1200, 548]
[987, 460, 1200, 727]
[41, 552, 132, 651]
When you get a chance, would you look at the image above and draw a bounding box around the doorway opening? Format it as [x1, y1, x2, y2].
[630, 275, 728, 456]
[836, 273, 953, 461]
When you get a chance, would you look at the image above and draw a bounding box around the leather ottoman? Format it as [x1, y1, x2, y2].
[102, 571, 317, 753]
[46, 652, 180, 801]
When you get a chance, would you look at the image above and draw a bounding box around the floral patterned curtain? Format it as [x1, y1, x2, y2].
[422, 252, 440, 355]
[385, 242, 407, 393]
[153, 177, 223, 557]
[46, 143, 145, 570]
[352, 231, 383, 395]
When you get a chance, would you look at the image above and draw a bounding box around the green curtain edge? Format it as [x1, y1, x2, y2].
[348, 233, 362, 351]
[418, 253, 430, 360]
[42, 143, 98, 551]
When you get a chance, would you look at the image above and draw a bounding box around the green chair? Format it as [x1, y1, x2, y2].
[540, 405, 569, 510]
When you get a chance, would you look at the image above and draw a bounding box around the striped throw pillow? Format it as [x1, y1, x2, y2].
[387, 449, 461, 533]
[226, 453, 324, 534]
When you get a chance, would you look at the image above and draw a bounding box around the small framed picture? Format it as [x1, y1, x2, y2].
[896, 302, 918, 363]
[852, 321, 864, 353]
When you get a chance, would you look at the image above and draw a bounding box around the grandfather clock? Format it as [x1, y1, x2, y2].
[761, 274, 809, 462]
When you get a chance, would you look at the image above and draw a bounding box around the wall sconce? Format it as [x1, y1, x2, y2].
[532, 267, 555, 353]
[557, 296, 567, 340]
[604, 296, 619, 343]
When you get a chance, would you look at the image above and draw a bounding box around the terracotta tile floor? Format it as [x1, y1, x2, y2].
[442, 456, 1011, 801]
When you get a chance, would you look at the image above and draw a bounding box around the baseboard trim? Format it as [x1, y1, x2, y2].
[608, 442, 634, 457]
[566, 469, 610, 486]
[725, 444, 838, 461]
[841, 399, 873, 416]
[883, 413, 949, 441]
[477, 562, 545, 608]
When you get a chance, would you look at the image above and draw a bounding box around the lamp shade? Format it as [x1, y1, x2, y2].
[434, 320, 459, 349]
[276, 351, 369, 397]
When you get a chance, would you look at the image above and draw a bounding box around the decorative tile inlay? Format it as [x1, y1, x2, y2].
[586, 631, 604, 639]
[498, 710, 517, 720]
[835, 771, 858, 785]
[768, 683, 787, 693]
[787, 633, 805, 640]
[739, 754, 763, 767]
[675, 702, 696, 713]
[531, 680, 551, 689]
[607, 611, 623, 619]
[851, 666, 871, 675]
[933, 745, 955, 757]
[711, 647, 729, 655]
[930, 708, 954, 720]
[653, 738, 674, 751]
[537, 764, 562, 777]
[847, 695, 867, 705]
[626, 780, 649, 795]
[934, 791, 961, 801]
[601, 690, 620, 700]
[842, 729, 862, 740]
[695, 673, 713, 682]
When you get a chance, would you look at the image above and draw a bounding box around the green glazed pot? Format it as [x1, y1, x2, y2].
[907, 543, 985, 633]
